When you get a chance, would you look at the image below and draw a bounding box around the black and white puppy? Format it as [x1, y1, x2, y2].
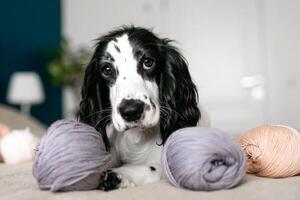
[78, 26, 201, 191]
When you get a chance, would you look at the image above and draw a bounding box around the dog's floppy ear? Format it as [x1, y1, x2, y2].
[78, 46, 111, 150]
[159, 41, 201, 144]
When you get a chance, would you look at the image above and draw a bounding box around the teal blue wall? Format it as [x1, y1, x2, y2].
[0, 0, 62, 125]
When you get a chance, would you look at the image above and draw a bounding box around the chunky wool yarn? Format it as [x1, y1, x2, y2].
[161, 127, 246, 191]
[239, 125, 300, 178]
[32, 119, 112, 192]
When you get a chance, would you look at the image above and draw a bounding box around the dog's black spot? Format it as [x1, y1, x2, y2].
[116, 68, 119, 77]
[104, 52, 115, 62]
[123, 77, 126, 80]
[150, 166, 156, 171]
[114, 44, 120, 53]
[143, 95, 147, 99]
[145, 104, 150, 111]
[98, 170, 121, 191]
[150, 98, 156, 109]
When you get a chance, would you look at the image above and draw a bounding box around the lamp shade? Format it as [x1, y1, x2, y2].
[7, 72, 45, 105]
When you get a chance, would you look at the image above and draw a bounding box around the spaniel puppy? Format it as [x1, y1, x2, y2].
[78, 26, 201, 191]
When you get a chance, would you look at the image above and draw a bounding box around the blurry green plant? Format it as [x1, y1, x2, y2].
[47, 39, 91, 88]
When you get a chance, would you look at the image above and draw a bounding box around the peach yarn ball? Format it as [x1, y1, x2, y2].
[239, 125, 300, 178]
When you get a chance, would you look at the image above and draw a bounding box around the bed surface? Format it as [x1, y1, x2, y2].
[1, 162, 300, 200]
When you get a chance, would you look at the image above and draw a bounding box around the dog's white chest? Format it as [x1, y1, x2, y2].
[109, 127, 162, 165]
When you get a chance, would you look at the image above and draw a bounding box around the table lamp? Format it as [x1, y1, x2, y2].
[7, 72, 45, 115]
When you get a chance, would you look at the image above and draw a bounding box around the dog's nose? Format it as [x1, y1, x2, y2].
[118, 99, 145, 122]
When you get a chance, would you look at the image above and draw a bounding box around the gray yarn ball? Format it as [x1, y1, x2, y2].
[161, 127, 246, 191]
[32, 119, 112, 192]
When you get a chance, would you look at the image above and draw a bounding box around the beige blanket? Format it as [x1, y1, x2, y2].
[1, 162, 300, 200]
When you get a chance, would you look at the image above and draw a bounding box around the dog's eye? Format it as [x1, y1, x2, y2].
[143, 57, 155, 69]
[101, 64, 114, 78]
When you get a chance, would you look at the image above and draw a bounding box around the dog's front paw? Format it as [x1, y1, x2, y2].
[99, 170, 136, 191]
[99, 170, 121, 191]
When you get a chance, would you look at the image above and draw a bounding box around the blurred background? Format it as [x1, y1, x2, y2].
[0, 0, 299, 135]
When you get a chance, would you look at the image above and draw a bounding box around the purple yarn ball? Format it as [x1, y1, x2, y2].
[161, 127, 246, 191]
[32, 119, 112, 192]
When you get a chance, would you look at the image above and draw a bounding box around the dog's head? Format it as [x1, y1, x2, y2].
[78, 26, 200, 149]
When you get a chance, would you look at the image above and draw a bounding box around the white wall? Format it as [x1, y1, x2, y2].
[261, 0, 300, 128]
[62, 0, 170, 48]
